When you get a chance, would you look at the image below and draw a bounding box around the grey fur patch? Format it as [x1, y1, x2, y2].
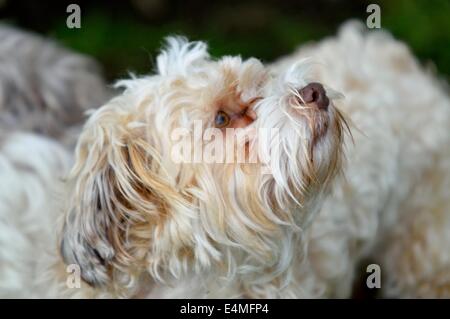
[0, 24, 111, 146]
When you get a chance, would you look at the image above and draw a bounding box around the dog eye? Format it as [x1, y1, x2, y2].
[215, 110, 230, 128]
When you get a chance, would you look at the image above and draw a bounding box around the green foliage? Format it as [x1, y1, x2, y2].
[46, 1, 449, 81]
[381, 0, 450, 78]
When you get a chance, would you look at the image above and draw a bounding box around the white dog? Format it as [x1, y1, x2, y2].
[1, 21, 449, 298]
[0, 24, 108, 297]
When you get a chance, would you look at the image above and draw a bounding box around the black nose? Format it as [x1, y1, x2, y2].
[298, 82, 329, 110]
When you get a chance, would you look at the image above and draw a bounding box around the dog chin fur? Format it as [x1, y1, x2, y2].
[1, 20, 450, 298]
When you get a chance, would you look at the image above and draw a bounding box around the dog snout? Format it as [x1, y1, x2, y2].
[298, 82, 329, 110]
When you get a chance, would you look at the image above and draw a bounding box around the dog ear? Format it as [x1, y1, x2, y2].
[156, 36, 209, 77]
[59, 102, 173, 288]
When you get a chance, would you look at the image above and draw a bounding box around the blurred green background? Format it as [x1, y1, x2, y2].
[1, 0, 449, 81]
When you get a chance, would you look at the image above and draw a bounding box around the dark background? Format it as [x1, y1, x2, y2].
[1, 0, 449, 82]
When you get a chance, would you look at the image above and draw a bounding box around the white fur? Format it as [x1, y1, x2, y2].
[0, 133, 70, 298]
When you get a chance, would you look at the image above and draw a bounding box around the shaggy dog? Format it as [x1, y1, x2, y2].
[1, 21, 449, 298]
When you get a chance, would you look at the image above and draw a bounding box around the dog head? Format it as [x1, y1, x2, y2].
[60, 37, 348, 293]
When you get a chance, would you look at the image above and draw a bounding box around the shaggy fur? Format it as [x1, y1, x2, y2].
[0, 24, 110, 146]
[1, 21, 450, 298]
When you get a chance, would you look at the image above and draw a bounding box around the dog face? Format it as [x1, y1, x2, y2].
[60, 37, 347, 292]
